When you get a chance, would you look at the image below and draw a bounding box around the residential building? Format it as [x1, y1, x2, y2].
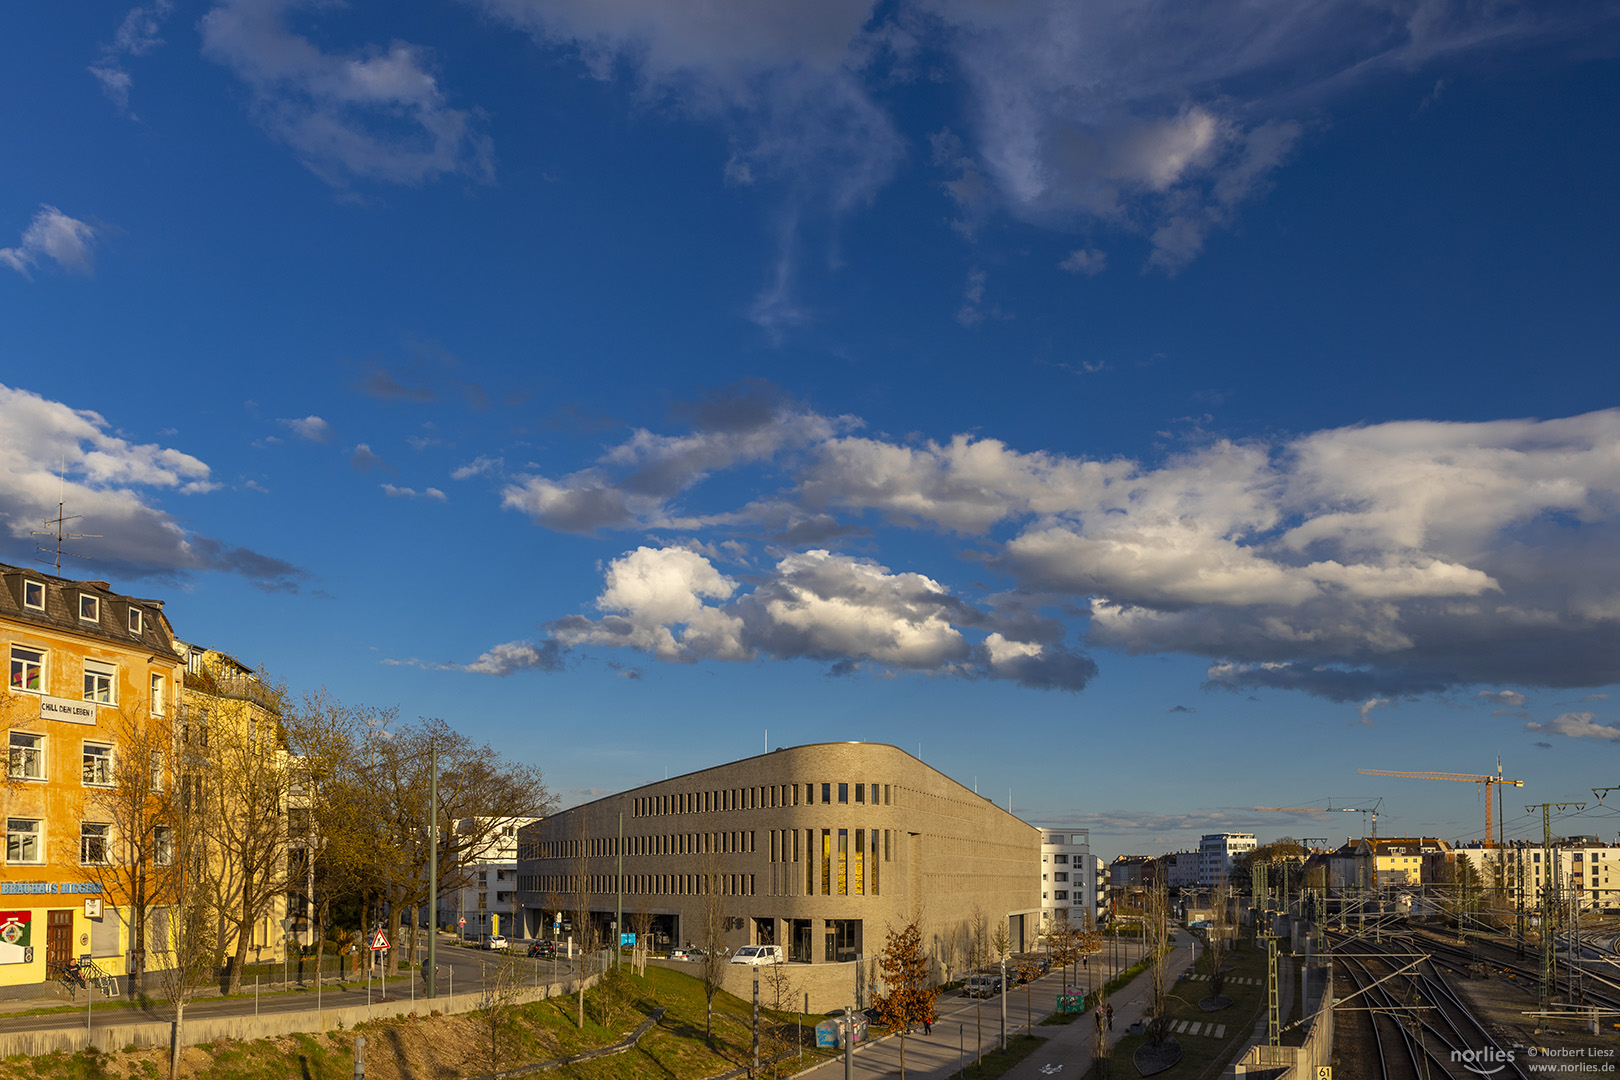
[1198, 833, 1257, 885]
[174, 641, 291, 967]
[1161, 850, 1199, 890]
[1109, 855, 1155, 890]
[1, 564, 183, 988]
[1453, 838, 1620, 911]
[1355, 836, 1453, 887]
[1036, 828, 1105, 934]
[514, 742, 1041, 1010]
[436, 816, 538, 941]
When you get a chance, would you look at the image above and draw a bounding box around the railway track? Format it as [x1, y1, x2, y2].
[1329, 931, 1531, 1080]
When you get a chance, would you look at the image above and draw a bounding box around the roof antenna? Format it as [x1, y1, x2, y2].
[32, 462, 99, 577]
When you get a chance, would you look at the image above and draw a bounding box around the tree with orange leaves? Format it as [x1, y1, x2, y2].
[874, 920, 936, 1079]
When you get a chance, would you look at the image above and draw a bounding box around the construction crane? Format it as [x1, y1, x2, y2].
[1357, 759, 1524, 848]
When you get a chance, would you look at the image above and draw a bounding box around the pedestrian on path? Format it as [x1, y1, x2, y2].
[1106, 1003, 1114, 1030]
[923, 1016, 932, 1035]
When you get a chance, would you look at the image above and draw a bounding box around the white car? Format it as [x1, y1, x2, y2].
[730, 945, 783, 965]
[485, 935, 509, 951]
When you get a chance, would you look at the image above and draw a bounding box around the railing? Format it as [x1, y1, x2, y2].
[60, 958, 118, 999]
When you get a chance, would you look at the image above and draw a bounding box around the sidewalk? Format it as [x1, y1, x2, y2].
[792, 937, 1187, 1080]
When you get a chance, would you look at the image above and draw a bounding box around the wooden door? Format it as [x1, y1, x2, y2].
[46, 910, 73, 976]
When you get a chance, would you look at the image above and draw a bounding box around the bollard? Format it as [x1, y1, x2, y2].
[353, 1035, 365, 1079]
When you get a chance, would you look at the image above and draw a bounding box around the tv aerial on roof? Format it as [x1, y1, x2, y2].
[32, 496, 100, 578]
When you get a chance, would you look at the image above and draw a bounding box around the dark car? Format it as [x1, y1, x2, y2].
[527, 941, 556, 958]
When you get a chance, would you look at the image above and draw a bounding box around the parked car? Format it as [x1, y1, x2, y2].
[730, 945, 783, 966]
[485, 935, 509, 951]
[669, 947, 706, 962]
[527, 941, 556, 958]
[964, 973, 1003, 998]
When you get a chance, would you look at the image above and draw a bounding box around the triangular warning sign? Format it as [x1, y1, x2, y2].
[370, 929, 390, 950]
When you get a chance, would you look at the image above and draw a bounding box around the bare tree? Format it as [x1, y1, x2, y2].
[1206, 876, 1230, 1002]
[184, 654, 293, 995]
[630, 903, 653, 976]
[699, 849, 729, 1043]
[573, 811, 592, 1029]
[77, 703, 174, 998]
[1145, 872, 1174, 1047]
[478, 947, 527, 1071]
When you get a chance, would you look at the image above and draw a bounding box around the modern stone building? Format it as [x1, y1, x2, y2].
[514, 742, 1041, 1009]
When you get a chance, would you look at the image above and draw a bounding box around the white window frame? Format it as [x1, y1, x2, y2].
[22, 580, 44, 611]
[80, 821, 111, 865]
[6, 818, 42, 864]
[9, 646, 44, 695]
[127, 607, 143, 635]
[153, 824, 173, 866]
[79, 594, 99, 623]
[83, 741, 114, 786]
[84, 659, 117, 705]
[151, 673, 166, 716]
[7, 731, 44, 781]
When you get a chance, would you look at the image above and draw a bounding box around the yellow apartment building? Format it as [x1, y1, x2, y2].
[2, 563, 183, 989]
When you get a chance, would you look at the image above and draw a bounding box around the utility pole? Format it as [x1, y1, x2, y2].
[616, 810, 623, 971]
[1527, 800, 1584, 1029]
[427, 745, 438, 999]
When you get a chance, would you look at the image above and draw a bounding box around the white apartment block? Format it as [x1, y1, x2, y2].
[1037, 827, 1105, 933]
[435, 816, 537, 940]
[1199, 832, 1257, 885]
[1453, 839, 1620, 912]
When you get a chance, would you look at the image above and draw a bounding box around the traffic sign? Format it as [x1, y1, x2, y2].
[458, 916, 466, 927]
[370, 929, 390, 950]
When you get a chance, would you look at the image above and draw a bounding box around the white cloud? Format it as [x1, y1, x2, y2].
[1478, 690, 1527, 708]
[1059, 248, 1107, 275]
[1526, 712, 1620, 742]
[278, 415, 331, 442]
[89, 0, 174, 114]
[463, 640, 565, 675]
[350, 443, 389, 472]
[0, 382, 303, 590]
[200, 0, 493, 187]
[1, 206, 98, 278]
[380, 483, 446, 501]
[511, 394, 1620, 698]
[546, 545, 1095, 689]
[452, 455, 502, 479]
[1355, 697, 1391, 726]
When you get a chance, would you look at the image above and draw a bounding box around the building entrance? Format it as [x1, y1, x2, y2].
[46, 911, 73, 977]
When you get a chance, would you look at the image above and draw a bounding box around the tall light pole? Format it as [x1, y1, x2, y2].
[426, 744, 438, 999]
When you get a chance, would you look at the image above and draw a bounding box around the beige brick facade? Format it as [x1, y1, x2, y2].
[515, 742, 1039, 1010]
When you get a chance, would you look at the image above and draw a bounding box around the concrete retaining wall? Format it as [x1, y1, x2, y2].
[0, 971, 603, 1059]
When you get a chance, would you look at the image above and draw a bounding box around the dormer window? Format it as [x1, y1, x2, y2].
[127, 608, 143, 635]
[22, 581, 44, 611]
[79, 594, 99, 623]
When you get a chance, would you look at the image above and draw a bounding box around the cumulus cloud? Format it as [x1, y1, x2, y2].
[350, 443, 390, 472]
[464, 639, 566, 675]
[381, 483, 445, 501]
[542, 545, 1095, 690]
[89, 0, 174, 114]
[278, 415, 331, 442]
[200, 0, 493, 187]
[1, 206, 98, 278]
[1060, 248, 1107, 275]
[507, 393, 1620, 700]
[1526, 712, 1620, 742]
[0, 382, 305, 591]
[1478, 690, 1527, 707]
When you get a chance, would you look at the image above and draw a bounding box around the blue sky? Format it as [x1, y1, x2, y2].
[4, 1, 1620, 860]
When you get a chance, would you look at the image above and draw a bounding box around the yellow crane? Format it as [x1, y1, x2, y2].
[1357, 760, 1523, 847]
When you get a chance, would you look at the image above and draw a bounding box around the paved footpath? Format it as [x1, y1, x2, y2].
[793, 938, 1186, 1080]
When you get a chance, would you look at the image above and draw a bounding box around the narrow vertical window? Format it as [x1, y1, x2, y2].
[854, 828, 865, 895]
[855, 783, 865, 804]
[821, 783, 831, 804]
[838, 783, 848, 804]
[838, 830, 848, 895]
[884, 785, 891, 805]
[150, 673, 166, 716]
[821, 830, 831, 895]
[871, 830, 880, 895]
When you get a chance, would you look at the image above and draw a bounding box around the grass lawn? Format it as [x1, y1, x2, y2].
[0, 964, 842, 1080]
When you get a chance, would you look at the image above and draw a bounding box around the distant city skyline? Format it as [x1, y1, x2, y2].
[3, 1, 1618, 863]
